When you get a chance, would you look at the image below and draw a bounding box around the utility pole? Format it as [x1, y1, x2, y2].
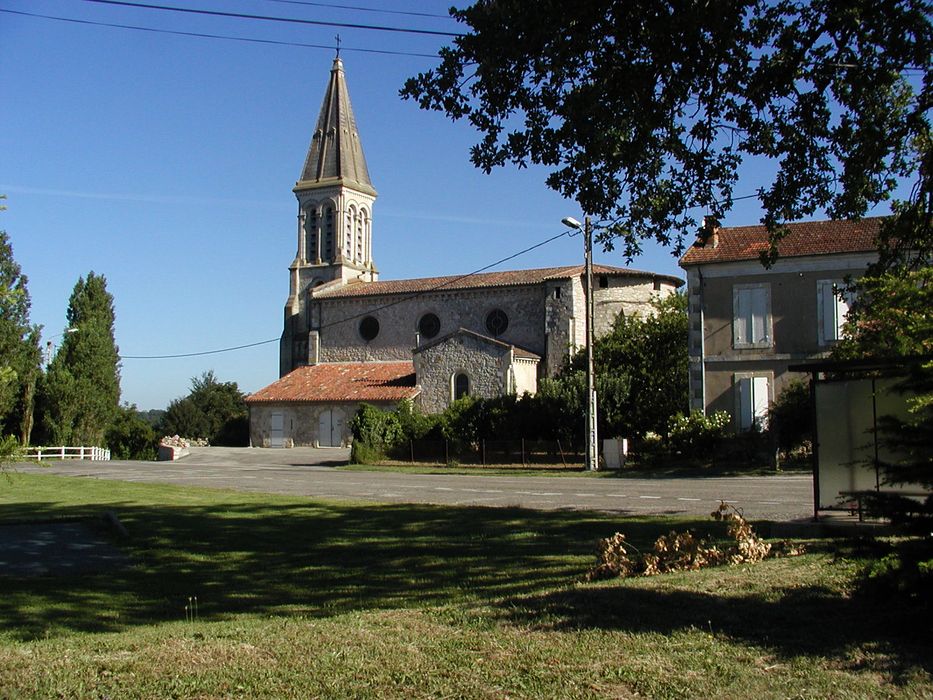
[583, 216, 599, 471]
[561, 215, 600, 471]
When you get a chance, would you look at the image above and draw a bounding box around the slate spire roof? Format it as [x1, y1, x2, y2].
[296, 57, 375, 195]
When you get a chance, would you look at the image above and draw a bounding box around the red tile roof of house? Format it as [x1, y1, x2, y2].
[245, 362, 418, 404]
[679, 217, 883, 266]
[313, 264, 683, 299]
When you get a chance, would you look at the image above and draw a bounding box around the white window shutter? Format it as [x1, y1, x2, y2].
[752, 376, 770, 428]
[751, 287, 767, 343]
[734, 288, 749, 346]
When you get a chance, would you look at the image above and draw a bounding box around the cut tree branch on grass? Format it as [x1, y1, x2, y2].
[587, 501, 805, 580]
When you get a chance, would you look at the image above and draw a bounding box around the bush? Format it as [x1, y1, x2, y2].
[768, 379, 812, 452]
[666, 410, 730, 457]
[350, 403, 402, 462]
[106, 405, 158, 460]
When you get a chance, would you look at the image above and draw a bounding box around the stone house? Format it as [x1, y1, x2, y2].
[679, 217, 881, 432]
[247, 56, 682, 447]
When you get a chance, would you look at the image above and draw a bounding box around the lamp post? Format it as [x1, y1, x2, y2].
[44, 327, 77, 368]
[561, 215, 599, 471]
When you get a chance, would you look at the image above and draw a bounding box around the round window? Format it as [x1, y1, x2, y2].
[359, 316, 380, 341]
[418, 312, 441, 339]
[485, 308, 509, 337]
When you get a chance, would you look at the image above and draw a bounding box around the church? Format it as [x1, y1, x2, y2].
[246, 57, 683, 448]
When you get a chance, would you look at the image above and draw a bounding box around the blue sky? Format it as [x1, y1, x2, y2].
[0, 1, 902, 411]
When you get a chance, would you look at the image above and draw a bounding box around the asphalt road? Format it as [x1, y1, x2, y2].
[15, 446, 815, 521]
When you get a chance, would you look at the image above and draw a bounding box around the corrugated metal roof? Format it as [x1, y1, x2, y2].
[680, 217, 882, 266]
[246, 362, 417, 404]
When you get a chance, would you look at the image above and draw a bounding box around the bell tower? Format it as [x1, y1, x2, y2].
[281, 56, 377, 375]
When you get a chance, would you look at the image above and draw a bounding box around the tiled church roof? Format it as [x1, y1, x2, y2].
[313, 264, 683, 299]
[246, 362, 417, 404]
[680, 217, 883, 266]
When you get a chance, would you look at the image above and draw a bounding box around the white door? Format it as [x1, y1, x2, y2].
[317, 408, 345, 447]
[269, 412, 284, 448]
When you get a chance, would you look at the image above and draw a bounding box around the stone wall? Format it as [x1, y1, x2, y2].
[415, 333, 511, 414]
[316, 285, 546, 364]
[250, 401, 392, 448]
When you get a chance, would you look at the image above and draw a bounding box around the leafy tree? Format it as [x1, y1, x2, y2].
[0, 221, 42, 445]
[567, 292, 689, 438]
[38, 273, 121, 446]
[160, 371, 248, 446]
[403, 1, 931, 261]
[106, 404, 158, 460]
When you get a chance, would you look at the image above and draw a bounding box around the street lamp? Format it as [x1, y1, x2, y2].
[562, 215, 599, 471]
[44, 327, 77, 368]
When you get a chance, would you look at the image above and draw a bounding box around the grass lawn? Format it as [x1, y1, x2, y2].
[0, 472, 929, 698]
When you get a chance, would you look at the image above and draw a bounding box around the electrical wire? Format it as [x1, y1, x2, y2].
[79, 0, 463, 37]
[119, 229, 571, 359]
[0, 8, 441, 57]
[260, 0, 454, 20]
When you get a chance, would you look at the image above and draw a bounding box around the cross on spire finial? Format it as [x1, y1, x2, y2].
[335, 34, 341, 58]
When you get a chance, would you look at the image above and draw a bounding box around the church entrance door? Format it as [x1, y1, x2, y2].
[269, 412, 284, 448]
[318, 408, 344, 447]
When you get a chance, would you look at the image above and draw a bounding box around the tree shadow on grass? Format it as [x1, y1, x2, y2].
[0, 497, 676, 641]
[498, 572, 932, 685]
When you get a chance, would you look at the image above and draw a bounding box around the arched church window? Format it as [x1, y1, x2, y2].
[359, 316, 380, 342]
[454, 373, 470, 401]
[304, 207, 319, 261]
[323, 206, 335, 259]
[345, 205, 356, 259]
[418, 312, 440, 339]
[485, 308, 509, 337]
[355, 209, 365, 263]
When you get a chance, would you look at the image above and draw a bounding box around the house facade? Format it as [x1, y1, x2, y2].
[679, 218, 881, 432]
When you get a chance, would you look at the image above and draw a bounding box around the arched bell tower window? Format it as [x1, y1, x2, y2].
[454, 373, 470, 401]
[323, 205, 335, 260]
[304, 206, 319, 262]
[344, 205, 356, 260]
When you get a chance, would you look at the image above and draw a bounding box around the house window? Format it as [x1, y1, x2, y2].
[735, 374, 770, 432]
[454, 373, 470, 400]
[733, 283, 772, 348]
[598, 275, 609, 289]
[817, 279, 854, 345]
[359, 316, 379, 342]
[485, 308, 509, 337]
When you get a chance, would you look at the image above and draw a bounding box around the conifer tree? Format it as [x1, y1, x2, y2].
[40, 272, 121, 446]
[0, 203, 42, 446]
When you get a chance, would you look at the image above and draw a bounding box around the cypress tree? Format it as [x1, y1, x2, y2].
[41, 272, 121, 446]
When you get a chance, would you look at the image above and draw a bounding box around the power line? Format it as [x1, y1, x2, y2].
[79, 0, 463, 37]
[1, 8, 441, 57]
[261, 0, 454, 20]
[120, 229, 571, 359]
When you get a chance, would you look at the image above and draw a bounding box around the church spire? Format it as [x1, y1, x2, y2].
[296, 56, 375, 195]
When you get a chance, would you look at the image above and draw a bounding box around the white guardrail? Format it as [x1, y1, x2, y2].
[23, 446, 111, 461]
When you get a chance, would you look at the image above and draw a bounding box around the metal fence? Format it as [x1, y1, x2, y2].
[23, 446, 111, 461]
[391, 439, 583, 468]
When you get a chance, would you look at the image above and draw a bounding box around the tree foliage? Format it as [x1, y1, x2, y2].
[160, 371, 248, 446]
[0, 228, 41, 445]
[106, 404, 158, 461]
[37, 272, 120, 447]
[403, 1, 931, 261]
[566, 292, 688, 438]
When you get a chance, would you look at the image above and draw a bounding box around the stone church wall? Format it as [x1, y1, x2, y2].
[316, 285, 546, 365]
[415, 334, 511, 414]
